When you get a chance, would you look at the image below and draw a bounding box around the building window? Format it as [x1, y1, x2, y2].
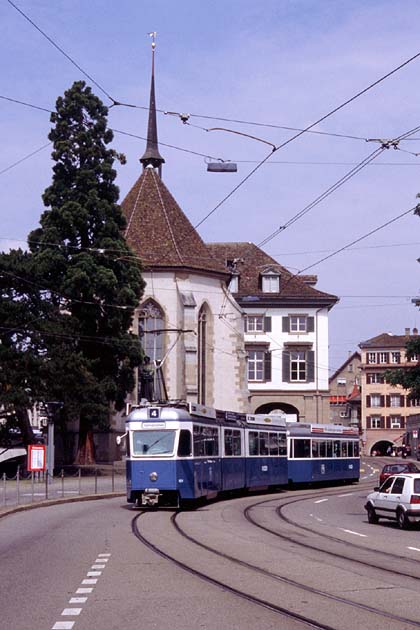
[370, 394, 382, 407]
[246, 316, 264, 333]
[390, 352, 401, 364]
[247, 348, 271, 382]
[290, 351, 306, 382]
[378, 352, 389, 364]
[262, 274, 279, 293]
[337, 378, 346, 386]
[410, 398, 420, 407]
[198, 305, 208, 404]
[367, 373, 384, 384]
[390, 416, 401, 429]
[348, 363, 353, 372]
[139, 300, 164, 398]
[367, 352, 376, 364]
[390, 394, 401, 408]
[370, 416, 381, 429]
[290, 315, 307, 333]
[228, 274, 239, 293]
[409, 353, 419, 362]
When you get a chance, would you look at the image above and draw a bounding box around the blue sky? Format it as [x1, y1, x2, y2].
[1, 0, 420, 376]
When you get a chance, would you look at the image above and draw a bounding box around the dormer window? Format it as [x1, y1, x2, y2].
[261, 268, 280, 293]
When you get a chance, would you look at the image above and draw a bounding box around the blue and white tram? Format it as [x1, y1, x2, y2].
[122, 403, 288, 507]
[287, 422, 360, 484]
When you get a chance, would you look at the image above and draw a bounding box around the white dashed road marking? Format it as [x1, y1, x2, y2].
[408, 547, 420, 552]
[314, 499, 328, 504]
[340, 529, 367, 537]
[51, 553, 111, 629]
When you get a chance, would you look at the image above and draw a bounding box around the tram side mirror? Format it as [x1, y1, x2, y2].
[116, 432, 127, 446]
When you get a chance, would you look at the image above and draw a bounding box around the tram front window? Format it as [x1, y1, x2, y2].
[132, 430, 175, 456]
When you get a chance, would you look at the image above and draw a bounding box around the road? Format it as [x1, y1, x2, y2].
[1, 459, 420, 630]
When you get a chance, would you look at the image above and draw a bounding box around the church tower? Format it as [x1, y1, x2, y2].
[121, 39, 248, 412]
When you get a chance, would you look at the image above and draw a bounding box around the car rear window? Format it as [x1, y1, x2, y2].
[385, 465, 406, 473]
[414, 479, 420, 493]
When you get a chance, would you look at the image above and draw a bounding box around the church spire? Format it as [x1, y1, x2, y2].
[140, 32, 165, 175]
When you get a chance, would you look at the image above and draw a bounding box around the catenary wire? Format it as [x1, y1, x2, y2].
[0, 142, 51, 176]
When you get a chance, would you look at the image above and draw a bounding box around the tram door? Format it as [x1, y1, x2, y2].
[193, 425, 221, 497]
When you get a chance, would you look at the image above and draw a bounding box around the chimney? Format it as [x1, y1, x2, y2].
[413, 327, 418, 336]
[405, 327, 410, 336]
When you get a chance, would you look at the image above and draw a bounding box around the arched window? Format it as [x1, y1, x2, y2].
[197, 305, 208, 404]
[138, 300, 164, 398]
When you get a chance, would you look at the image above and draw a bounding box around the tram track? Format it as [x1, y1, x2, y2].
[131, 487, 420, 630]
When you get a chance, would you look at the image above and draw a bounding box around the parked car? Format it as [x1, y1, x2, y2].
[379, 462, 419, 486]
[364, 473, 420, 529]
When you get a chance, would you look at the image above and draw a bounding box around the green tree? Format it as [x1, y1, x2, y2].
[1, 81, 144, 461]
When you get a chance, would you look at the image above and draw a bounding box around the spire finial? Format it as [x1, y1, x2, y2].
[140, 31, 165, 175]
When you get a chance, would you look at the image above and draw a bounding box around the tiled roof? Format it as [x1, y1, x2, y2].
[121, 168, 228, 276]
[207, 242, 338, 304]
[359, 332, 418, 348]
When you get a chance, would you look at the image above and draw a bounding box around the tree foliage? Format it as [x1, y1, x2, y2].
[0, 81, 144, 454]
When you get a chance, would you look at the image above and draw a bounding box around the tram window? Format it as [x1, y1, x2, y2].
[319, 441, 326, 457]
[132, 430, 175, 456]
[204, 427, 219, 456]
[312, 441, 320, 458]
[268, 433, 279, 456]
[341, 441, 348, 457]
[193, 425, 205, 457]
[347, 441, 353, 457]
[178, 430, 192, 457]
[333, 441, 341, 458]
[259, 432, 269, 456]
[249, 431, 259, 456]
[326, 441, 333, 457]
[279, 434, 287, 456]
[353, 441, 360, 457]
[225, 429, 241, 456]
[294, 439, 311, 458]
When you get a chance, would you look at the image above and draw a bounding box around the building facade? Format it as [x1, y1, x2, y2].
[359, 329, 420, 455]
[329, 352, 361, 427]
[208, 243, 338, 421]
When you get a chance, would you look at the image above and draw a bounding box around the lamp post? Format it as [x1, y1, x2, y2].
[45, 402, 63, 481]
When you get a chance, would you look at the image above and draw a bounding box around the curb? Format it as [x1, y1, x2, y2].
[0, 491, 126, 520]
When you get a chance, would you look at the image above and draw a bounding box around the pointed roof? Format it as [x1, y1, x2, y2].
[122, 168, 228, 277]
[359, 332, 418, 348]
[140, 43, 165, 170]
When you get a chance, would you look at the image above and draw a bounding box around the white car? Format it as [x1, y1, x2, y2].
[364, 473, 420, 529]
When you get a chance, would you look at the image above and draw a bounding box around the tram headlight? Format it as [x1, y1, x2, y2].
[149, 471, 158, 482]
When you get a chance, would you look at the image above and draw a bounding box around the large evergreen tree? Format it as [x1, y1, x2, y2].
[1, 81, 144, 461]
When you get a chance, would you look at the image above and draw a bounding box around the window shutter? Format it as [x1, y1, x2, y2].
[386, 395, 390, 407]
[282, 316, 290, 332]
[401, 417, 406, 428]
[307, 351, 315, 383]
[380, 395, 385, 407]
[366, 417, 371, 429]
[386, 416, 391, 429]
[400, 395, 405, 407]
[382, 416, 386, 429]
[366, 396, 371, 408]
[282, 351, 290, 382]
[307, 316, 314, 332]
[264, 316, 272, 333]
[264, 351, 272, 381]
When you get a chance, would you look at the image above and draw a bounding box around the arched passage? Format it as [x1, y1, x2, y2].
[254, 402, 299, 420]
[370, 440, 394, 457]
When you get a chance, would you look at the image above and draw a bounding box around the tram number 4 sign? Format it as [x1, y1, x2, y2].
[28, 444, 47, 472]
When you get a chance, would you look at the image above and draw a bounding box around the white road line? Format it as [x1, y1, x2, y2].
[52, 622, 75, 630]
[92, 564, 106, 569]
[87, 571, 102, 577]
[340, 529, 367, 538]
[82, 578, 97, 585]
[337, 493, 354, 497]
[69, 597, 87, 604]
[95, 558, 108, 563]
[98, 553, 111, 557]
[408, 547, 420, 552]
[61, 608, 82, 616]
[76, 588, 93, 594]
[314, 499, 328, 504]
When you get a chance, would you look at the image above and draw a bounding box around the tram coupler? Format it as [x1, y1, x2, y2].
[141, 488, 161, 506]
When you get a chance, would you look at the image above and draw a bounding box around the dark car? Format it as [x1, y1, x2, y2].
[379, 462, 420, 486]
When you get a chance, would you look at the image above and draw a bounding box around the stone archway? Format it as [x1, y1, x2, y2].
[370, 440, 394, 457]
[254, 402, 299, 420]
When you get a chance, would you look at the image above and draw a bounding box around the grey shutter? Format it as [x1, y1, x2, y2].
[282, 351, 290, 382]
[386, 416, 391, 429]
[307, 316, 315, 332]
[400, 395, 405, 407]
[386, 395, 390, 407]
[282, 316, 290, 332]
[306, 351, 315, 382]
[264, 351, 272, 381]
[366, 417, 371, 429]
[367, 396, 371, 408]
[380, 395, 385, 407]
[264, 316, 272, 332]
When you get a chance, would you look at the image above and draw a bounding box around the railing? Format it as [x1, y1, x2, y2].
[0, 464, 126, 511]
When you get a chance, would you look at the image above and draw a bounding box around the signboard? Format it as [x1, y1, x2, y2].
[413, 430, 418, 439]
[27, 444, 47, 472]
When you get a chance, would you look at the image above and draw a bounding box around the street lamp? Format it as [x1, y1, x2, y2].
[45, 401, 63, 480]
